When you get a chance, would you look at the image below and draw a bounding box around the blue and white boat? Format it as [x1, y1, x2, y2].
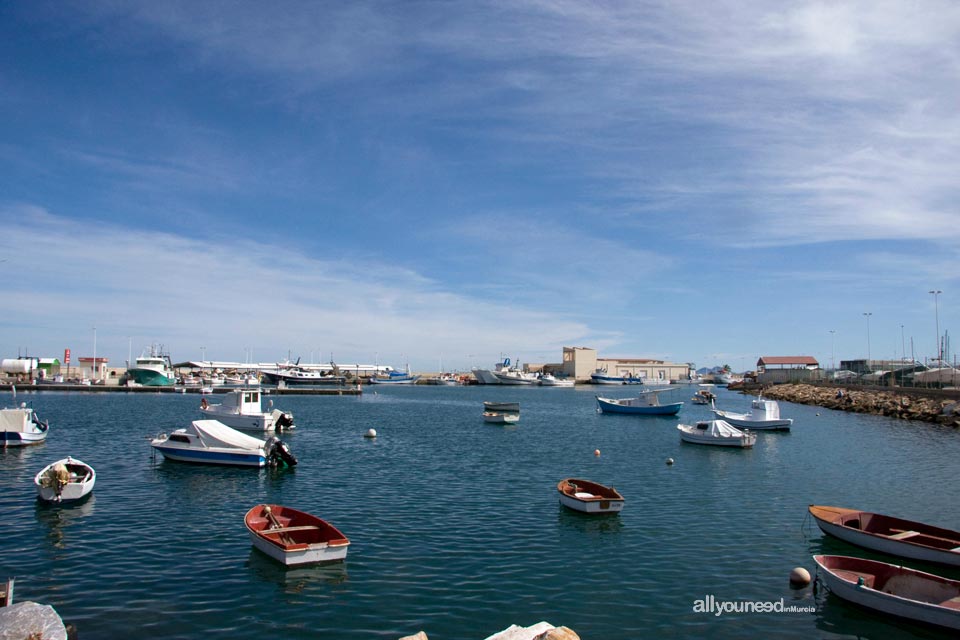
[368, 367, 421, 385]
[150, 420, 297, 467]
[590, 368, 644, 385]
[1, 403, 49, 446]
[596, 390, 683, 416]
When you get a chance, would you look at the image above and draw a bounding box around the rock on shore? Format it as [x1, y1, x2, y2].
[760, 384, 960, 426]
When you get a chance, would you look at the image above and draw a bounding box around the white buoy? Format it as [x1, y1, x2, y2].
[790, 567, 811, 587]
[666, 458, 674, 465]
[594, 449, 601, 457]
[364, 428, 377, 438]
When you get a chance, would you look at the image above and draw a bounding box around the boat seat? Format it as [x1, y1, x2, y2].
[264, 525, 321, 534]
[834, 570, 876, 588]
[574, 492, 595, 499]
[888, 531, 918, 540]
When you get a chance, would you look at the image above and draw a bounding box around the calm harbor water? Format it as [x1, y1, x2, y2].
[2, 385, 960, 639]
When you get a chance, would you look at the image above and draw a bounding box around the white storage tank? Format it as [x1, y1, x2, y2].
[1, 358, 37, 374]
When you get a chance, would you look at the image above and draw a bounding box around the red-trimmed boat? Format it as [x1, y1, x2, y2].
[244, 504, 350, 566]
[557, 478, 624, 514]
[809, 505, 960, 567]
[814, 555, 960, 631]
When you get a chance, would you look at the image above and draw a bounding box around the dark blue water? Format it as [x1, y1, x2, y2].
[2, 385, 959, 639]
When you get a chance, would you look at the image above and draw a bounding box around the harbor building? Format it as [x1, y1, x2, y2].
[560, 347, 689, 383]
[755, 356, 820, 384]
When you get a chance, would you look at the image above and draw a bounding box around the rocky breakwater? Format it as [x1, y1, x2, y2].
[761, 384, 960, 426]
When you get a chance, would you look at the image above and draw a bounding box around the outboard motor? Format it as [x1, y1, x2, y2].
[273, 410, 295, 431]
[264, 436, 298, 467]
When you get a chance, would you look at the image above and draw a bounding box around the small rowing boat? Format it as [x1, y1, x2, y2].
[34, 457, 95, 503]
[245, 504, 350, 566]
[557, 478, 624, 514]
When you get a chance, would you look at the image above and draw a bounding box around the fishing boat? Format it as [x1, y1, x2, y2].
[150, 420, 297, 467]
[813, 555, 960, 631]
[260, 360, 346, 386]
[368, 368, 421, 385]
[245, 504, 350, 566]
[199, 389, 294, 432]
[556, 478, 625, 514]
[590, 368, 644, 385]
[677, 420, 756, 447]
[808, 505, 960, 567]
[0, 403, 49, 446]
[125, 345, 177, 386]
[35, 457, 95, 503]
[483, 412, 519, 424]
[596, 390, 683, 416]
[690, 384, 717, 405]
[538, 373, 575, 387]
[712, 396, 793, 430]
[483, 401, 520, 413]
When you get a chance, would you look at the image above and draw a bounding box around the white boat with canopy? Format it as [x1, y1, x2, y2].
[199, 389, 294, 432]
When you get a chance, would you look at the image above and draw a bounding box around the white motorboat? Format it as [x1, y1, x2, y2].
[677, 419, 756, 447]
[151, 420, 298, 467]
[712, 396, 792, 430]
[199, 389, 294, 432]
[35, 457, 95, 503]
[0, 403, 49, 446]
[539, 373, 574, 387]
[690, 384, 716, 405]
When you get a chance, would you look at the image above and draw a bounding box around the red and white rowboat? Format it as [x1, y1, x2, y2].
[244, 504, 350, 566]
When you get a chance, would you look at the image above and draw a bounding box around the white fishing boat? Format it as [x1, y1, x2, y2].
[483, 412, 519, 424]
[151, 420, 298, 467]
[557, 478, 624, 514]
[539, 373, 575, 387]
[712, 396, 792, 430]
[814, 554, 960, 631]
[0, 403, 49, 446]
[35, 457, 95, 503]
[199, 389, 294, 432]
[677, 420, 756, 447]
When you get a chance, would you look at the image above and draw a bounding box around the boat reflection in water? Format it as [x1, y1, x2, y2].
[35, 494, 96, 551]
[246, 548, 348, 594]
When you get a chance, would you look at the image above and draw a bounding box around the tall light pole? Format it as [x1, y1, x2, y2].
[829, 330, 836, 371]
[201, 346, 206, 364]
[92, 326, 97, 381]
[929, 290, 942, 362]
[901, 325, 906, 364]
[863, 313, 872, 373]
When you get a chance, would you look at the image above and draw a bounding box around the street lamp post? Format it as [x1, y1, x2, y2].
[929, 290, 942, 362]
[92, 326, 97, 382]
[863, 313, 872, 374]
[829, 330, 836, 371]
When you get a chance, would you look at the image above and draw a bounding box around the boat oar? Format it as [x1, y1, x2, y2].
[263, 506, 294, 545]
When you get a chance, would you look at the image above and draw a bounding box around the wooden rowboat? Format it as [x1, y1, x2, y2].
[814, 554, 960, 631]
[244, 504, 350, 566]
[809, 505, 960, 567]
[557, 478, 624, 514]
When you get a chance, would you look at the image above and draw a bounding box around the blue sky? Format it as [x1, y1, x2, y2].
[1, 1, 958, 372]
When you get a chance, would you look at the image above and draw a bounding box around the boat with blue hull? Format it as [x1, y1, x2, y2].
[1, 403, 49, 446]
[590, 368, 644, 385]
[596, 390, 683, 415]
[150, 420, 297, 467]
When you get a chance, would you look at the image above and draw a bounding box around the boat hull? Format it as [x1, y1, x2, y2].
[260, 371, 345, 386]
[814, 555, 960, 631]
[127, 368, 176, 386]
[151, 444, 266, 467]
[0, 430, 47, 446]
[713, 412, 793, 430]
[483, 412, 519, 424]
[472, 369, 501, 384]
[596, 396, 683, 416]
[677, 425, 756, 447]
[809, 506, 960, 567]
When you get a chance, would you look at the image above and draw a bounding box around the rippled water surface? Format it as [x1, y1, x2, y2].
[2, 386, 960, 639]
